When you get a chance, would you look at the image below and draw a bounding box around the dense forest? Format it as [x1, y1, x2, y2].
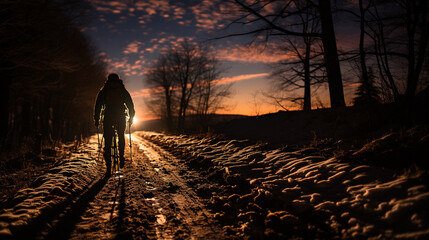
[0, 0, 106, 152]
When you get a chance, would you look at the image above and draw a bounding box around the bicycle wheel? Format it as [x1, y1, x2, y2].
[111, 125, 120, 175]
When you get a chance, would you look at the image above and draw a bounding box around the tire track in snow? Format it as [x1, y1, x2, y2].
[34, 174, 110, 239]
[42, 134, 225, 239]
[134, 135, 225, 239]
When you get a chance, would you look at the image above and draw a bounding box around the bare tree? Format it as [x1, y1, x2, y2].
[353, 67, 381, 105]
[192, 56, 231, 116]
[340, 0, 381, 105]
[168, 41, 207, 131]
[249, 91, 264, 116]
[144, 41, 230, 132]
[269, 0, 325, 111]
[358, 0, 373, 104]
[220, 0, 346, 108]
[401, 0, 429, 108]
[364, 0, 402, 102]
[145, 56, 175, 131]
[364, 0, 429, 107]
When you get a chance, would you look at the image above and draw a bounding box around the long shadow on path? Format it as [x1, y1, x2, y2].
[113, 178, 133, 239]
[30, 174, 111, 239]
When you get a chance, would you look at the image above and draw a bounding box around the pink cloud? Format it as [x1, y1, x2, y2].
[145, 7, 156, 15]
[216, 44, 295, 63]
[106, 57, 146, 77]
[130, 89, 151, 98]
[131, 72, 269, 99]
[191, 0, 238, 31]
[90, 0, 187, 30]
[214, 73, 270, 85]
[147, 35, 195, 51]
[123, 41, 143, 54]
[131, 87, 164, 98]
[110, 58, 128, 69]
[173, 7, 186, 19]
[90, 0, 128, 13]
[145, 46, 158, 53]
[158, 38, 168, 44]
[79, 26, 97, 32]
[177, 20, 190, 25]
[344, 82, 362, 88]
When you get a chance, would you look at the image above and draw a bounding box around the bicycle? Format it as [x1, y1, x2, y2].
[110, 124, 122, 177]
[100, 112, 132, 177]
[96, 109, 105, 162]
[109, 124, 123, 220]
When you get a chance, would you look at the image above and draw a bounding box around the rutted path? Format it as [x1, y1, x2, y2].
[4, 129, 427, 239]
[38, 134, 225, 239]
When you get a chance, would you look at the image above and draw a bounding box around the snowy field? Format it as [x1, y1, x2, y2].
[0, 137, 103, 237]
[0, 131, 428, 239]
[139, 131, 429, 239]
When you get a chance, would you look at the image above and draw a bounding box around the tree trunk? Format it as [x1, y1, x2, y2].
[178, 87, 186, 132]
[319, 0, 346, 108]
[405, 0, 416, 108]
[359, 0, 370, 103]
[165, 90, 173, 132]
[405, 0, 428, 108]
[0, 77, 11, 138]
[303, 37, 311, 111]
[22, 102, 31, 137]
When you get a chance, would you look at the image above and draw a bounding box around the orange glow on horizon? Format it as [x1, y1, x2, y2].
[133, 116, 139, 124]
[130, 73, 357, 122]
[213, 73, 270, 85]
[130, 72, 271, 99]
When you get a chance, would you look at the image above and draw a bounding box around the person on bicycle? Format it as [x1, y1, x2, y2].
[94, 73, 135, 173]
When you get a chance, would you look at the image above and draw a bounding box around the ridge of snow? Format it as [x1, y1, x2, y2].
[140, 131, 429, 239]
[0, 137, 103, 238]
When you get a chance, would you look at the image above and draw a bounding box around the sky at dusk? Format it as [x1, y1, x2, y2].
[83, 0, 361, 121]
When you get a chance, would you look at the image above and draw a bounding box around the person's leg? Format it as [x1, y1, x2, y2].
[103, 122, 113, 173]
[117, 117, 126, 167]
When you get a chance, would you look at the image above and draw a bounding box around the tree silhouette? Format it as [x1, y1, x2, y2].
[363, 0, 429, 106]
[268, 0, 325, 111]
[1, 0, 106, 150]
[144, 41, 230, 132]
[220, 0, 346, 108]
[353, 68, 381, 106]
[145, 56, 176, 131]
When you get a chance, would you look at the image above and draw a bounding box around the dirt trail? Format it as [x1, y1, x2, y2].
[37, 134, 225, 240]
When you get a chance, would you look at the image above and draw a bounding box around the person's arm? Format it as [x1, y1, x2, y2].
[124, 89, 135, 122]
[93, 88, 105, 126]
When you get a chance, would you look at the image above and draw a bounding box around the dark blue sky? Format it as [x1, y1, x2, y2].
[83, 0, 360, 120]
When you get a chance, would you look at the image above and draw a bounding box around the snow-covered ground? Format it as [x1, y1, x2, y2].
[1, 131, 427, 239]
[140, 131, 429, 239]
[0, 137, 104, 238]
[0, 134, 227, 239]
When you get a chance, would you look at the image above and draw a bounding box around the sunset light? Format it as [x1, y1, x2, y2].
[84, 1, 340, 119]
[133, 116, 138, 124]
[3, 1, 428, 239]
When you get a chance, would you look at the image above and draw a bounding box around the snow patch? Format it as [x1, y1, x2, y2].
[0, 136, 103, 237]
[139, 131, 429, 239]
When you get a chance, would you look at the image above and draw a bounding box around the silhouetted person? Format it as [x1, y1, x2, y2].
[94, 73, 135, 174]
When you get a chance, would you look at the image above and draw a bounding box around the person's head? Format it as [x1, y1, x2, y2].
[105, 73, 124, 88]
[107, 73, 120, 82]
